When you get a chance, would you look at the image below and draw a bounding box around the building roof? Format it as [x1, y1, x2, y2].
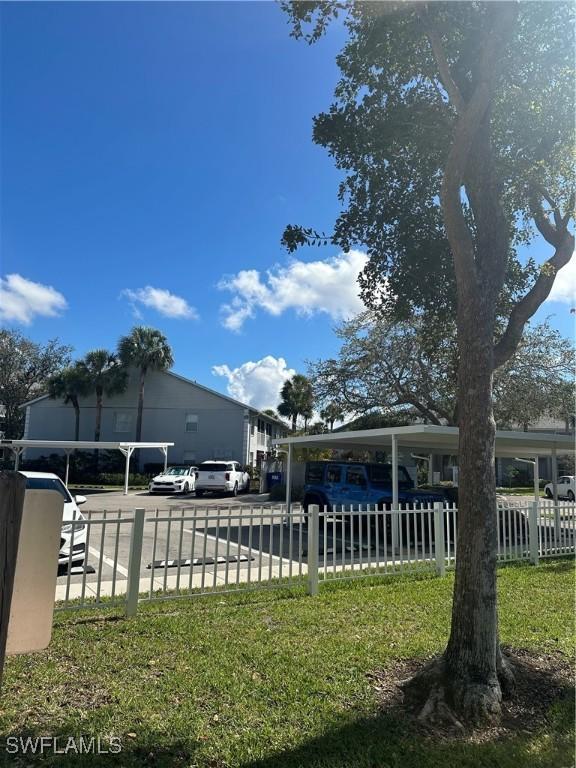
[273, 424, 575, 458]
[19, 368, 288, 428]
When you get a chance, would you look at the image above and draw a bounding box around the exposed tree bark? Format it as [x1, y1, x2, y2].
[428, 2, 518, 721]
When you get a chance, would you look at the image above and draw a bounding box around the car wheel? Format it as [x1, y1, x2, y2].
[568, 490, 575, 502]
[231, 482, 238, 497]
[183, 482, 190, 494]
[545, 488, 553, 499]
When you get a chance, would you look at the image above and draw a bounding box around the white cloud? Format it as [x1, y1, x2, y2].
[212, 355, 296, 411]
[0, 274, 67, 325]
[121, 286, 198, 320]
[547, 257, 576, 304]
[218, 250, 368, 331]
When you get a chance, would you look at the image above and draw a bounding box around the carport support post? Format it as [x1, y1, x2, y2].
[162, 447, 168, 474]
[12, 448, 23, 471]
[125, 508, 145, 617]
[123, 446, 134, 496]
[285, 443, 292, 516]
[391, 434, 399, 555]
[307, 504, 319, 596]
[533, 455, 539, 503]
[64, 450, 72, 487]
[528, 501, 539, 566]
[433, 502, 446, 576]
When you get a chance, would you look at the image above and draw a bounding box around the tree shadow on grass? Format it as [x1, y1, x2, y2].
[1, 661, 573, 768]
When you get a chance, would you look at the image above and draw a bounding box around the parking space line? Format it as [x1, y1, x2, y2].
[183, 528, 291, 565]
[88, 546, 129, 577]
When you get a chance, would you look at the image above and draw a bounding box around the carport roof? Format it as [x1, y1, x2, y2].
[0, 440, 174, 451]
[272, 424, 575, 457]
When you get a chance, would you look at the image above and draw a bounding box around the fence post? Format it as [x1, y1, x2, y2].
[528, 501, 539, 566]
[553, 501, 562, 551]
[433, 502, 446, 577]
[125, 508, 145, 617]
[307, 504, 319, 596]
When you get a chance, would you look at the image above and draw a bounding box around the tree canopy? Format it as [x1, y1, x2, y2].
[277, 374, 315, 431]
[309, 313, 574, 429]
[282, 1, 574, 347]
[0, 330, 72, 439]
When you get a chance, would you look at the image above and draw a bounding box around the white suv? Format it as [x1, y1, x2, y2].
[195, 461, 250, 497]
[21, 471, 87, 570]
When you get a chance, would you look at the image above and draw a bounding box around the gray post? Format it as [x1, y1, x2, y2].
[428, 454, 434, 486]
[0, 472, 26, 692]
[125, 508, 145, 617]
[528, 501, 539, 566]
[433, 502, 446, 576]
[533, 455, 539, 503]
[307, 504, 319, 596]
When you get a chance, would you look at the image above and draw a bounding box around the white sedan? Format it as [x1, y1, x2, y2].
[544, 475, 575, 501]
[149, 465, 198, 495]
[21, 471, 87, 570]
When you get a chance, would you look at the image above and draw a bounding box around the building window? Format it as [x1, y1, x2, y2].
[185, 413, 198, 433]
[114, 412, 133, 434]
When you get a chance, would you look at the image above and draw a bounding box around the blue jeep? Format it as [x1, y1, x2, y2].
[302, 461, 444, 513]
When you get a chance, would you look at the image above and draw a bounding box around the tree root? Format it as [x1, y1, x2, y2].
[401, 651, 516, 728]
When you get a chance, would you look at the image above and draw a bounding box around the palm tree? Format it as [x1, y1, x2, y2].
[278, 374, 314, 432]
[117, 327, 174, 447]
[320, 403, 345, 432]
[78, 350, 128, 443]
[47, 365, 90, 441]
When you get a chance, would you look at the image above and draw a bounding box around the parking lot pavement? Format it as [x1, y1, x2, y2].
[57, 490, 302, 596]
[74, 488, 279, 513]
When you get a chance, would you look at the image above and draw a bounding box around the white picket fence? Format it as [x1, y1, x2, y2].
[54, 500, 576, 614]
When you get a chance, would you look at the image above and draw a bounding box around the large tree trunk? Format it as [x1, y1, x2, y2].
[444, 301, 503, 721]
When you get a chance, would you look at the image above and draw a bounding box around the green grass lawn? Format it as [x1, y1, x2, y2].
[496, 487, 545, 497]
[1, 560, 573, 768]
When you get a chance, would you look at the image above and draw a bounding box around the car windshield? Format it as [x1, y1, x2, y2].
[165, 467, 188, 476]
[368, 464, 412, 486]
[24, 477, 73, 503]
[199, 463, 227, 472]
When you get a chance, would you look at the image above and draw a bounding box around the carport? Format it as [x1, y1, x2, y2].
[273, 425, 575, 510]
[1, 439, 174, 495]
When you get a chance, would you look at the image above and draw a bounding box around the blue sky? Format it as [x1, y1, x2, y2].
[1, 2, 573, 412]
